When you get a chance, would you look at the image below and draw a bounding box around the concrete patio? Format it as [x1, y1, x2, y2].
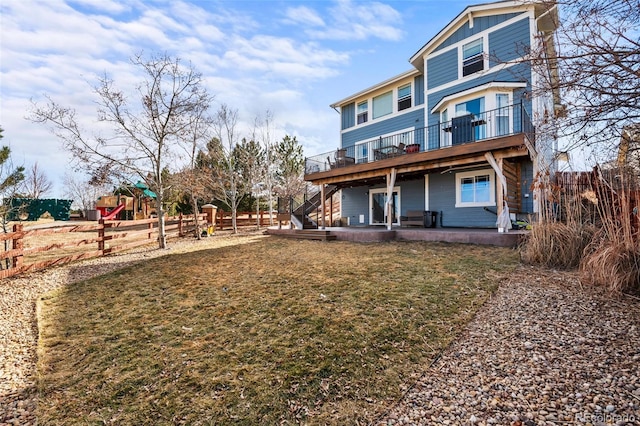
[267, 226, 526, 247]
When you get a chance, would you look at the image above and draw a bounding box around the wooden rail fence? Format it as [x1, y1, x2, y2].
[0, 213, 205, 279]
[215, 210, 274, 229]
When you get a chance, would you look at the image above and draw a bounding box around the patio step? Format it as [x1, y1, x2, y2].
[275, 230, 337, 241]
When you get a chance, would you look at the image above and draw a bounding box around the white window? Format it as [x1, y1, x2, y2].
[455, 169, 495, 207]
[357, 101, 368, 124]
[462, 38, 484, 76]
[397, 84, 412, 111]
[372, 91, 393, 119]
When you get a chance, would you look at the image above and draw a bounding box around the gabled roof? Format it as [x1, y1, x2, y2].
[409, 0, 557, 71]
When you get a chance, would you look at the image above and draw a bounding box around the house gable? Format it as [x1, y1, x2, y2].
[433, 12, 524, 54]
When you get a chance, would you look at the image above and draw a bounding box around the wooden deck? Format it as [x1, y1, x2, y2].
[267, 227, 526, 247]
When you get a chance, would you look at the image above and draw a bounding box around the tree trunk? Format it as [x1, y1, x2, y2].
[192, 195, 201, 240]
[256, 195, 260, 230]
[156, 196, 167, 249]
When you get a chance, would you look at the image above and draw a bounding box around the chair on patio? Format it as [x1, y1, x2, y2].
[327, 156, 335, 169]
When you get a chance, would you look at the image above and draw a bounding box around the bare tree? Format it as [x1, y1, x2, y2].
[208, 104, 247, 234]
[255, 110, 277, 225]
[531, 0, 640, 160]
[173, 99, 214, 239]
[23, 162, 53, 199]
[62, 172, 110, 215]
[30, 53, 214, 248]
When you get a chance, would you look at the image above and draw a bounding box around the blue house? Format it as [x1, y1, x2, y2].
[304, 0, 560, 230]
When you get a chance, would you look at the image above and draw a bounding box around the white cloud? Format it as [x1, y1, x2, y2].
[297, 0, 404, 41]
[67, 0, 134, 14]
[0, 0, 364, 197]
[284, 5, 326, 27]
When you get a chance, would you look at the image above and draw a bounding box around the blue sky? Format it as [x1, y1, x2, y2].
[1, 0, 476, 197]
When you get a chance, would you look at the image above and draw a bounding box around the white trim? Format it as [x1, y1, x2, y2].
[431, 82, 526, 113]
[354, 126, 414, 163]
[424, 174, 430, 211]
[369, 186, 401, 226]
[426, 13, 533, 62]
[459, 37, 486, 80]
[330, 69, 420, 108]
[455, 168, 496, 208]
[410, 3, 535, 68]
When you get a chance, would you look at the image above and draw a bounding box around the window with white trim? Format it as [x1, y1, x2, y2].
[357, 101, 368, 124]
[462, 38, 484, 76]
[455, 169, 495, 207]
[397, 83, 412, 111]
[372, 91, 393, 119]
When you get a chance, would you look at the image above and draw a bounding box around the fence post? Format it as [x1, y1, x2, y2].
[12, 224, 24, 271]
[98, 218, 105, 255]
[218, 209, 223, 231]
[178, 213, 183, 237]
[148, 220, 154, 241]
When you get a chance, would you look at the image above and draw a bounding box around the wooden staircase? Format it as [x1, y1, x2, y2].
[292, 185, 339, 229]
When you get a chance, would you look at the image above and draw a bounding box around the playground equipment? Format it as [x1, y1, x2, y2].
[201, 204, 217, 236]
[94, 182, 157, 221]
[96, 195, 135, 220]
[101, 203, 126, 220]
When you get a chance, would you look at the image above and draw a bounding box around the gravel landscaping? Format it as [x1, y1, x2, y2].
[1, 237, 639, 425]
[378, 267, 640, 426]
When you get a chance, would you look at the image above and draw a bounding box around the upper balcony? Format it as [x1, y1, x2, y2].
[305, 102, 534, 183]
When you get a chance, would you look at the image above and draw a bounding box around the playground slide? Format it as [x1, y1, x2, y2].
[102, 203, 126, 220]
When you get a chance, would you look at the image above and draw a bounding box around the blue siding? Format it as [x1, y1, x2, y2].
[342, 102, 355, 130]
[427, 61, 532, 128]
[429, 171, 497, 228]
[401, 178, 425, 213]
[414, 75, 425, 106]
[489, 18, 530, 67]
[427, 49, 458, 89]
[342, 178, 426, 225]
[341, 187, 370, 225]
[433, 12, 524, 53]
[342, 108, 424, 148]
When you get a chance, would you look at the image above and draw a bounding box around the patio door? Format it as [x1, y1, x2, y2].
[370, 187, 400, 225]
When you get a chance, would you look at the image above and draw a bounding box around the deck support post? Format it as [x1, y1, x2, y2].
[320, 184, 326, 230]
[386, 168, 397, 231]
[485, 152, 509, 225]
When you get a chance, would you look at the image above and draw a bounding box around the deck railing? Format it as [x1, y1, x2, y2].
[305, 102, 534, 174]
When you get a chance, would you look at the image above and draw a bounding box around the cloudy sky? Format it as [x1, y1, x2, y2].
[1, 0, 474, 197]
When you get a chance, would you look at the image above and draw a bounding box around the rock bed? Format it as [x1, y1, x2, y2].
[379, 267, 640, 426]
[2, 241, 639, 425]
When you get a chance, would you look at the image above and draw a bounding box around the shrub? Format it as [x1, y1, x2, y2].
[580, 230, 640, 295]
[521, 220, 594, 269]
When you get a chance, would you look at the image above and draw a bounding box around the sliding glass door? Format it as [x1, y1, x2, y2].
[370, 187, 400, 225]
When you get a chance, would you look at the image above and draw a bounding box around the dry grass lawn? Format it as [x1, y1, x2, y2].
[37, 237, 519, 425]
